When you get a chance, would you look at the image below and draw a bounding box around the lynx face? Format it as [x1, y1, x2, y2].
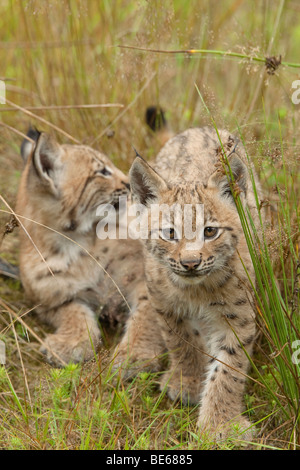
[20, 129, 129, 235]
[130, 155, 246, 287]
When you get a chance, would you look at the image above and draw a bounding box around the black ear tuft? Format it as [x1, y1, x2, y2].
[20, 126, 41, 162]
[129, 157, 168, 207]
[132, 146, 145, 160]
[145, 106, 166, 132]
[208, 155, 248, 202]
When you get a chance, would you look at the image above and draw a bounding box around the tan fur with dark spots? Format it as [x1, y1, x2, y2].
[115, 127, 265, 440]
[16, 130, 145, 366]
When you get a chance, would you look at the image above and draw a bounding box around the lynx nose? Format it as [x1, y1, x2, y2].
[180, 258, 201, 271]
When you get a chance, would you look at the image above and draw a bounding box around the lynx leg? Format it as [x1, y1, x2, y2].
[159, 316, 206, 405]
[39, 301, 101, 366]
[113, 299, 166, 378]
[198, 316, 255, 440]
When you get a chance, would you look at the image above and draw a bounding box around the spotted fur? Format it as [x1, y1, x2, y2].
[16, 129, 145, 365]
[115, 127, 265, 440]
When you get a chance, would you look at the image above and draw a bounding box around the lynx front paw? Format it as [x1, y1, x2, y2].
[160, 371, 201, 405]
[197, 413, 254, 442]
[40, 332, 101, 366]
[112, 345, 163, 380]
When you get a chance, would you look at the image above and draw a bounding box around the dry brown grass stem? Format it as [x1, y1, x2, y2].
[0, 104, 124, 112]
[0, 196, 54, 277]
[0, 122, 35, 143]
[0, 39, 96, 49]
[0, 207, 131, 313]
[90, 72, 157, 146]
[4, 98, 81, 144]
[8, 308, 33, 409]
[0, 297, 67, 367]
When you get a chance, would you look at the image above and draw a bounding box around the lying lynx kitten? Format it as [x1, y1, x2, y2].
[16, 128, 146, 366]
[115, 126, 264, 439]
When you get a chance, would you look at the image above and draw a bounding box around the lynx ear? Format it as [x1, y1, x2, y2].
[20, 126, 41, 162]
[208, 155, 248, 200]
[129, 155, 168, 206]
[32, 132, 62, 196]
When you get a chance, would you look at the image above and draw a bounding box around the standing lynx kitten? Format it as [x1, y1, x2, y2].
[115, 126, 264, 438]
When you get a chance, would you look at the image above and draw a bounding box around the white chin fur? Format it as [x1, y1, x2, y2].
[170, 271, 207, 287]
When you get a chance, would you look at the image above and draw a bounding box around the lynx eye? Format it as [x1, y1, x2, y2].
[160, 227, 179, 242]
[96, 167, 112, 177]
[204, 227, 218, 239]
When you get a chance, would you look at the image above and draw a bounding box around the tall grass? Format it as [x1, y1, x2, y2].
[0, 0, 299, 450]
[196, 82, 300, 446]
[236, 135, 299, 447]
